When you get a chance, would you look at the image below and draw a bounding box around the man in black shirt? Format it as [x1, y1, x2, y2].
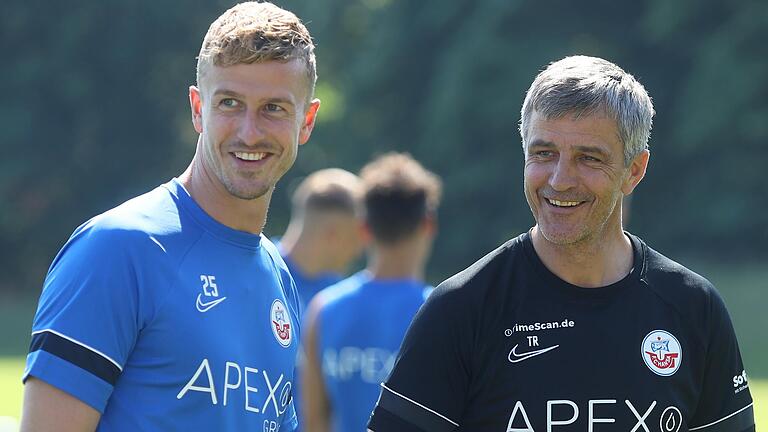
[368, 56, 755, 432]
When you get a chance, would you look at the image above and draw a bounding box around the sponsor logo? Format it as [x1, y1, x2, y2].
[733, 369, 749, 394]
[642, 330, 682, 376]
[196, 295, 227, 312]
[177, 358, 292, 420]
[660, 406, 682, 432]
[196, 275, 227, 313]
[505, 399, 681, 432]
[271, 299, 292, 347]
[508, 343, 560, 363]
[323, 347, 396, 383]
[508, 318, 575, 334]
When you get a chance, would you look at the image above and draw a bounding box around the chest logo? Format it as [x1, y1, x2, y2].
[271, 299, 293, 347]
[196, 275, 227, 313]
[508, 343, 560, 363]
[641, 330, 682, 376]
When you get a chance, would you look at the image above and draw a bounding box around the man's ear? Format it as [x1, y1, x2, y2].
[298, 99, 321, 145]
[360, 221, 373, 245]
[422, 214, 437, 237]
[622, 149, 650, 195]
[189, 86, 203, 134]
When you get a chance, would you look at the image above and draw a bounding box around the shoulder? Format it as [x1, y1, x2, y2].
[56, 183, 189, 263]
[76, 183, 186, 244]
[431, 235, 525, 308]
[635, 235, 723, 319]
[261, 237, 291, 273]
[405, 235, 527, 340]
[315, 272, 369, 310]
[641, 239, 715, 296]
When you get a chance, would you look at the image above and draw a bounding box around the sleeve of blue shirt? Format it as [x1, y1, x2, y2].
[24, 220, 145, 413]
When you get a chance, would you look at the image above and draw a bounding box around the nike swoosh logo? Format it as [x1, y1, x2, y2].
[508, 344, 560, 363]
[196, 294, 227, 312]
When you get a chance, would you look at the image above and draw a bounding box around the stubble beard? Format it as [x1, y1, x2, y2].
[204, 139, 281, 201]
[220, 170, 274, 200]
[536, 193, 623, 250]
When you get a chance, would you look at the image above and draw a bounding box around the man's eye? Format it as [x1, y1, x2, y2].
[582, 155, 601, 162]
[220, 99, 240, 108]
[533, 151, 553, 157]
[265, 103, 284, 112]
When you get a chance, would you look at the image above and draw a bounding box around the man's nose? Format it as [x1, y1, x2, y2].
[549, 158, 578, 191]
[238, 110, 266, 145]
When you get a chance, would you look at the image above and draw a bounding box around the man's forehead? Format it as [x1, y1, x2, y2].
[529, 111, 621, 149]
[199, 59, 310, 102]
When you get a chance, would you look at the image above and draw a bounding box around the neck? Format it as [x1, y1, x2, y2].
[178, 156, 270, 234]
[530, 224, 633, 288]
[280, 229, 347, 276]
[366, 237, 428, 281]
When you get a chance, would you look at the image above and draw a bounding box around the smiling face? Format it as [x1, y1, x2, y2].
[190, 59, 319, 201]
[523, 111, 648, 247]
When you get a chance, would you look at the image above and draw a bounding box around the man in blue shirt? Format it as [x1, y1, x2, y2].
[277, 168, 365, 312]
[21, 2, 321, 430]
[301, 153, 443, 432]
[276, 168, 365, 432]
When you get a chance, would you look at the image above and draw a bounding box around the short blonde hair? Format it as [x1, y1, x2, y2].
[291, 168, 362, 217]
[197, 2, 316, 98]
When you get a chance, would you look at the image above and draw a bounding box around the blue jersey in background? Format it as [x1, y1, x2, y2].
[316, 271, 431, 432]
[277, 247, 344, 314]
[274, 240, 345, 432]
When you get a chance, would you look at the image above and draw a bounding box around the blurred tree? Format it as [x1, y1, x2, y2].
[1, 0, 765, 297]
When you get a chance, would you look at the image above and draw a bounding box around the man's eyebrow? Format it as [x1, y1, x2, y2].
[264, 97, 296, 107]
[211, 90, 296, 107]
[573, 145, 610, 158]
[528, 140, 611, 157]
[212, 89, 243, 98]
[527, 139, 555, 149]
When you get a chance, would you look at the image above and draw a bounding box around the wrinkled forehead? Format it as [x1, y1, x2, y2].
[527, 111, 623, 150]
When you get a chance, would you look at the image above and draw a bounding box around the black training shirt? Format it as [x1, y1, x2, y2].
[368, 232, 754, 432]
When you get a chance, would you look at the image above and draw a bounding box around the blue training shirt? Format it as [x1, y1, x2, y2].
[25, 179, 301, 431]
[316, 271, 431, 432]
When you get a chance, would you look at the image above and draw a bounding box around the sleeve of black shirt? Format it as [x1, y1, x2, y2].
[688, 287, 754, 432]
[368, 277, 476, 432]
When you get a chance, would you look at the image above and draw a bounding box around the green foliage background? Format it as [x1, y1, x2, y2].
[1, 0, 765, 369]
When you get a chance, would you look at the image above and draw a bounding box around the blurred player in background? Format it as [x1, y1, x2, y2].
[302, 153, 442, 432]
[277, 168, 365, 311]
[368, 56, 755, 431]
[21, 2, 320, 430]
[276, 168, 365, 432]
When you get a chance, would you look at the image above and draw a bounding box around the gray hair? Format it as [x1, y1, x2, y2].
[519, 56, 654, 166]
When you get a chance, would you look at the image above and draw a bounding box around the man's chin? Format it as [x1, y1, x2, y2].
[537, 225, 587, 246]
[224, 182, 273, 201]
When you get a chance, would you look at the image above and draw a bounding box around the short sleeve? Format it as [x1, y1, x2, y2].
[23, 223, 142, 413]
[689, 289, 754, 432]
[368, 283, 473, 432]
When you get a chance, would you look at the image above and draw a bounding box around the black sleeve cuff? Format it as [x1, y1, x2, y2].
[689, 403, 754, 432]
[369, 406, 429, 432]
[28, 330, 121, 385]
[369, 385, 458, 432]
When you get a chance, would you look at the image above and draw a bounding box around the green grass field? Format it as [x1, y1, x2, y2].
[1, 356, 766, 428]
